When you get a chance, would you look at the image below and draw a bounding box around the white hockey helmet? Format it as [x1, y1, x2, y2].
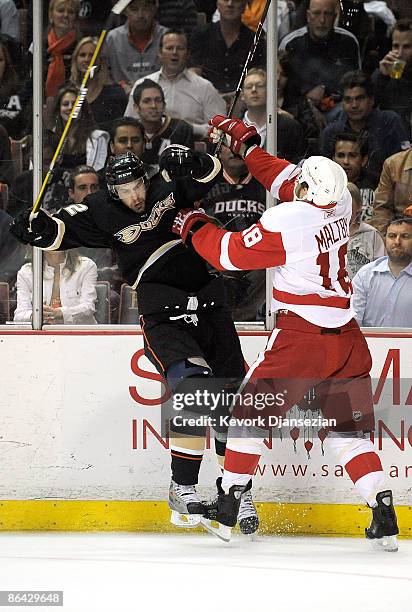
[294, 156, 348, 207]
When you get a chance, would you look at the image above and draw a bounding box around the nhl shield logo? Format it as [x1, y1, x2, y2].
[352, 410, 362, 422]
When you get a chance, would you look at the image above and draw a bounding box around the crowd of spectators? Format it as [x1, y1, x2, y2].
[0, 0, 411, 327]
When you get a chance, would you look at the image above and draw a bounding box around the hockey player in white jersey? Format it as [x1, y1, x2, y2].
[172, 115, 399, 550]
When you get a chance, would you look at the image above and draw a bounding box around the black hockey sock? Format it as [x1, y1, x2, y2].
[171, 450, 203, 485]
[214, 437, 226, 471]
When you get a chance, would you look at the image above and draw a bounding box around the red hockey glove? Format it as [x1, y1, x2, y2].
[172, 208, 213, 244]
[209, 115, 260, 158]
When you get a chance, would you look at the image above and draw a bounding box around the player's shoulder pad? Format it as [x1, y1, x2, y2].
[84, 189, 108, 206]
[66, 190, 108, 211]
[259, 201, 307, 233]
[337, 186, 352, 216]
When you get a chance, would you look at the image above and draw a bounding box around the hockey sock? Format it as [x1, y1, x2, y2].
[221, 437, 264, 490]
[214, 434, 226, 470]
[171, 451, 203, 485]
[328, 434, 385, 507]
[170, 442, 204, 485]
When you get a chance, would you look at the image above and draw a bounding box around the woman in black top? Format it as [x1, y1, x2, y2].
[47, 83, 109, 172]
[0, 39, 31, 140]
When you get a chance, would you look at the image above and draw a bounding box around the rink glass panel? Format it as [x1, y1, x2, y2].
[1, 3, 410, 329]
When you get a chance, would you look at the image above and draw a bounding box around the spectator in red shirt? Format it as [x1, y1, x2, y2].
[45, 0, 80, 97]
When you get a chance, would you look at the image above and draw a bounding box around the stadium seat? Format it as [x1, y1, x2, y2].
[10, 136, 31, 176]
[196, 11, 206, 26]
[0, 282, 10, 324]
[0, 183, 9, 210]
[118, 283, 139, 324]
[95, 281, 110, 324]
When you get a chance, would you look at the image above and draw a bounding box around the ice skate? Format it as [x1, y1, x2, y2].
[201, 477, 250, 542]
[365, 490, 399, 552]
[202, 479, 259, 536]
[238, 486, 259, 535]
[169, 480, 205, 528]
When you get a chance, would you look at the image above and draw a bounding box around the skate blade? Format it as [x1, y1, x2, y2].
[200, 518, 232, 542]
[369, 535, 398, 552]
[170, 510, 202, 528]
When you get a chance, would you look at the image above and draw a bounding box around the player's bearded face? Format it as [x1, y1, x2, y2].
[116, 179, 147, 213]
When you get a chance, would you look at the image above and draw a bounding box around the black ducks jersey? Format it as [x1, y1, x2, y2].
[39, 157, 222, 292]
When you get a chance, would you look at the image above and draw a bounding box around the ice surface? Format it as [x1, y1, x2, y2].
[0, 532, 410, 612]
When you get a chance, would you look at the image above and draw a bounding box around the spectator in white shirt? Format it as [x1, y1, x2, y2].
[352, 217, 412, 327]
[14, 249, 98, 325]
[241, 68, 306, 163]
[124, 29, 225, 139]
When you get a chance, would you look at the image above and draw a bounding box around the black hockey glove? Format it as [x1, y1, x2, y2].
[10, 208, 58, 247]
[159, 145, 205, 181]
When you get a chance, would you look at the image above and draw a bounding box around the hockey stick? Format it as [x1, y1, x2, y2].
[31, 0, 134, 216]
[213, 0, 272, 156]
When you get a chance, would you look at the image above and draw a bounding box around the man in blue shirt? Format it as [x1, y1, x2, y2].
[352, 217, 412, 327]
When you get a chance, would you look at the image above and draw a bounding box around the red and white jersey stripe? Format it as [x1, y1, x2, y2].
[192, 147, 354, 328]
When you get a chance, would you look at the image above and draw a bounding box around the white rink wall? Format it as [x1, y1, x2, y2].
[0, 332, 411, 504]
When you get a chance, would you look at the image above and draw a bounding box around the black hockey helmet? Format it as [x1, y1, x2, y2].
[106, 152, 149, 199]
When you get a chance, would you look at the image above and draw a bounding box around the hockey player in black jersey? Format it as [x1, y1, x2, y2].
[10, 146, 259, 535]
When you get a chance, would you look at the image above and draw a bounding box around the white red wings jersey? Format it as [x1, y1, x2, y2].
[192, 147, 355, 327]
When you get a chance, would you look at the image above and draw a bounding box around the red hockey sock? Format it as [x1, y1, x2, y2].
[222, 448, 261, 489]
[328, 436, 385, 506]
[345, 451, 383, 484]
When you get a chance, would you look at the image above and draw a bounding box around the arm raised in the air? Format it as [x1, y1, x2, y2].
[209, 115, 298, 203]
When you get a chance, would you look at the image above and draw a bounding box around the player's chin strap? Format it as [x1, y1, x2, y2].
[169, 296, 199, 326]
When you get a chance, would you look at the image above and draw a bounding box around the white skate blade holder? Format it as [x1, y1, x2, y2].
[200, 518, 232, 542]
[170, 510, 203, 528]
[369, 535, 398, 552]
